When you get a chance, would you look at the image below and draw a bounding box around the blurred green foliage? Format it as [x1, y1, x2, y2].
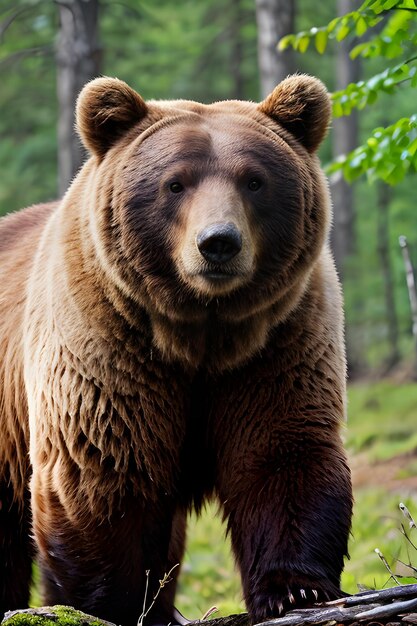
[347, 380, 417, 459]
[0, 0, 260, 213]
[342, 176, 416, 372]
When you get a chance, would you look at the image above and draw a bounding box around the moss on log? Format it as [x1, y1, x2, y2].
[1, 606, 115, 626]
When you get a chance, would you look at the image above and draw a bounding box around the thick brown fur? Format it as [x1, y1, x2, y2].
[0, 75, 352, 626]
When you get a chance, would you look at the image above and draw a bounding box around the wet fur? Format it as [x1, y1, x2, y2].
[0, 75, 352, 625]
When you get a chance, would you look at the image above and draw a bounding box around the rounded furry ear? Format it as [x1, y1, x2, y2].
[258, 74, 331, 152]
[76, 77, 148, 157]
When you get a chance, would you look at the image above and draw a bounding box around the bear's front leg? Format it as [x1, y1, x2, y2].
[219, 430, 351, 621]
[31, 468, 185, 626]
[212, 369, 352, 622]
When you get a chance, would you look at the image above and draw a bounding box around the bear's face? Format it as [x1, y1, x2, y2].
[74, 76, 332, 367]
[116, 114, 313, 298]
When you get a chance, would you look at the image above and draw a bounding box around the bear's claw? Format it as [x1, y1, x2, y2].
[250, 572, 341, 623]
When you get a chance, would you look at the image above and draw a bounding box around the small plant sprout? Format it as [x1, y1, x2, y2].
[374, 548, 401, 585]
[200, 606, 219, 620]
[397, 502, 417, 576]
[373, 504, 417, 587]
[400, 502, 417, 531]
[137, 564, 180, 626]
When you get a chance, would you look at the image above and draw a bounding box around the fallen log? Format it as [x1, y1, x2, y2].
[3, 583, 417, 626]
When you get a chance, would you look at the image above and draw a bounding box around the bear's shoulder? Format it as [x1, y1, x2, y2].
[0, 201, 57, 253]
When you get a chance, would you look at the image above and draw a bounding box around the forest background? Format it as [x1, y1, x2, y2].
[1, 0, 417, 620]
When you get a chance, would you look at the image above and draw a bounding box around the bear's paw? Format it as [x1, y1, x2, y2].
[250, 571, 342, 622]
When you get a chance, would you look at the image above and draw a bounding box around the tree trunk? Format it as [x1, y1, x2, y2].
[56, 0, 101, 196]
[330, 0, 360, 279]
[255, 0, 296, 98]
[399, 235, 417, 380]
[230, 0, 245, 99]
[376, 182, 400, 372]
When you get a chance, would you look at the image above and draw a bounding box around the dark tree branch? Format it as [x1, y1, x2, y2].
[0, 2, 50, 43]
[101, 0, 145, 19]
[0, 45, 52, 69]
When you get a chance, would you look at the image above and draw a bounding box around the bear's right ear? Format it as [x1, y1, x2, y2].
[258, 74, 331, 153]
[76, 77, 148, 158]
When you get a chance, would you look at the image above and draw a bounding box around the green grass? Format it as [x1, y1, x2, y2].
[177, 505, 245, 619]
[346, 381, 417, 461]
[342, 489, 417, 593]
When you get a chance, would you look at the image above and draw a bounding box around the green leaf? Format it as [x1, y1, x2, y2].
[344, 164, 362, 183]
[350, 42, 370, 59]
[336, 23, 351, 41]
[383, 0, 403, 8]
[370, 0, 389, 14]
[332, 101, 344, 117]
[327, 17, 342, 33]
[349, 153, 368, 169]
[396, 577, 417, 585]
[399, 135, 411, 147]
[315, 30, 328, 54]
[366, 137, 377, 148]
[277, 0, 417, 186]
[386, 164, 406, 184]
[298, 36, 310, 53]
[408, 138, 417, 156]
[277, 34, 293, 51]
[355, 16, 369, 36]
[400, 149, 411, 159]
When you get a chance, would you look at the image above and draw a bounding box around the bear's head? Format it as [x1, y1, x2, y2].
[74, 75, 332, 370]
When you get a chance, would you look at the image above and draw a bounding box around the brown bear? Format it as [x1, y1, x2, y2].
[0, 75, 352, 626]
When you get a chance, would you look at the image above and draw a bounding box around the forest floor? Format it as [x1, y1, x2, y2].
[346, 379, 417, 493]
[340, 380, 417, 593]
[352, 449, 417, 494]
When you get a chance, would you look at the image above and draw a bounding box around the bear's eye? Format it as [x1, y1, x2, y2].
[248, 178, 262, 191]
[170, 182, 184, 194]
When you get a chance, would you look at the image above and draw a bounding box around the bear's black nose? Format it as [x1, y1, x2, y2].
[197, 223, 242, 264]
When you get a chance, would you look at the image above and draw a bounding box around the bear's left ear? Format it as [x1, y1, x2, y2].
[76, 77, 148, 158]
[258, 74, 331, 153]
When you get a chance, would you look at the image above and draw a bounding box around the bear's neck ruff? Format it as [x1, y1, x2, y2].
[144, 274, 309, 372]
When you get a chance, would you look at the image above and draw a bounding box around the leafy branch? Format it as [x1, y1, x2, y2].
[332, 57, 417, 116]
[326, 115, 417, 184]
[279, 0, 417, 55]
[279, 0, 417, 185]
